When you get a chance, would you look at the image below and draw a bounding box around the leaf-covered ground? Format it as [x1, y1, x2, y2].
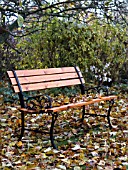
[0, 91, 128, 170]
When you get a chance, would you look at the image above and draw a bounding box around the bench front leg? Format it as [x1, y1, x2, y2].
[50, 112, 58, 149]
[18, 111, 25, 141]
[107, 99, 114, 129]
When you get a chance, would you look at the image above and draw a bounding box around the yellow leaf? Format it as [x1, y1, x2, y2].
[58, 154, 65, 158]
[90, 110, 95, 114]
[79, 113, 82, 119]
[114, 160, 122, 166]
[18, 27, 21, 31]
[17, 141, 23, 147]
[16, 119, 21, 125]
[64, 97, 69, 104]
[41, 153, 47, 158]
[83, 119, 87, 125]
[21, 153, 26, 157]
[79, 153, 84, 159]
[61, 158, 71, 164]
[122, 147, 126, 155]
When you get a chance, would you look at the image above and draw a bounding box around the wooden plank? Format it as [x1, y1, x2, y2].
[9, 72, 83, 85]
[7, 67, 77, 77]
[19, 108, 38, 113]
[99, 96, 117, 100]
[47, 96, 117, 112]
[13, 78, 85, 93]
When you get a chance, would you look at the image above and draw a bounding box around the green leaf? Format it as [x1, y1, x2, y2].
[17, 15, 24, 27]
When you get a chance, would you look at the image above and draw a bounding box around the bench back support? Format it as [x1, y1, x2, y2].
[7, 66, 85, 107]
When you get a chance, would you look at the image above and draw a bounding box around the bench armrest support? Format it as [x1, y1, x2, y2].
[85, 85, 110, 96]
[25, 94, 52, 110]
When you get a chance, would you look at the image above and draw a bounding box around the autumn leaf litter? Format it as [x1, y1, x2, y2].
[0, 92, 128, 170]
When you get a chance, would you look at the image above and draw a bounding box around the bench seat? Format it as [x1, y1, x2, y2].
[46, 95, 117, 113]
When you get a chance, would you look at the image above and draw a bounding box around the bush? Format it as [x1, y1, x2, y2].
[0, 18, 127, 85]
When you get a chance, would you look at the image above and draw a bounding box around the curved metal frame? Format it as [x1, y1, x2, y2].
[81, 99, 114, 129]
[50, 112, 58, 149]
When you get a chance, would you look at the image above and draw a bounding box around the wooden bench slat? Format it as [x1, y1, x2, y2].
[47, 96, 117, 112]
[7, 67, 78, 77]
[9, 72, 83, 85]
[13, 78, 85, 93]
[19, 108, 38, 113]
[99, 96, 117, 100]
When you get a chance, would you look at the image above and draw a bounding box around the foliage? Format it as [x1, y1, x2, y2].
[0, 0, 127, 44]
[0, 1, 127, 83]
[12, 18, 128, 83]
[0, 18, 127, 85]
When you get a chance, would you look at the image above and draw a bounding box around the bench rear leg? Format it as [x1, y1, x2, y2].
[50, 113, 58, 149]
[107, 100, 114, 129]
[18, 111, 25, 141]
[81, 105, 85, 122]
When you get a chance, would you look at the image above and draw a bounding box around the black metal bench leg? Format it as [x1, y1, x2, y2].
[107, 100, 114, 129]
[50, 113, 58, 149]
[81, 105, 85, 122]
[18, 111, 25, 141]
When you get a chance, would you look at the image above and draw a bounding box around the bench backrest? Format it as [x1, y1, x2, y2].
[7, 66, 85, 96]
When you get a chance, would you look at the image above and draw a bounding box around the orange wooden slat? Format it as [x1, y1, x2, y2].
[19, 108, 38, 113]
[7, 67, 77, 78]
[13, 78, 85, 93]
[99, 96, 117, 100]
[47, 95, 117, 112]
[9, 72, 83, 85]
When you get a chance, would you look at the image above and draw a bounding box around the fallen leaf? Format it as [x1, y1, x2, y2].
[74, 166, 81, 170]
[61, 158, 71, 164]
[16, 141, 23, 147]
[57, 165, 66, 170]
[72, 144, 81, 151]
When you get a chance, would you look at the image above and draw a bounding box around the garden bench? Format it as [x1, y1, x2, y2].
[7, 66, 117, 149]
